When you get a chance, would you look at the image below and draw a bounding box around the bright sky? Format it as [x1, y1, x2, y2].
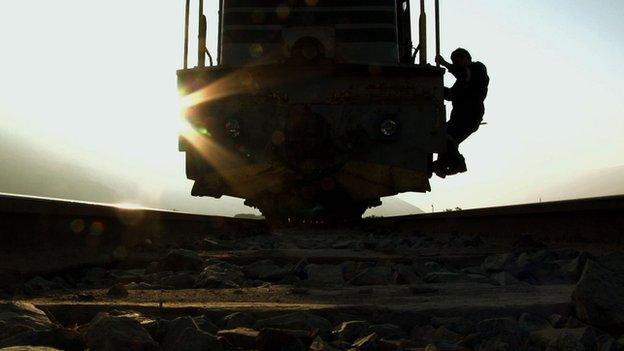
[0, 1, 622, 214]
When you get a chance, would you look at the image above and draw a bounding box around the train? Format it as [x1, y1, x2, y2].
[177, 0, 447, 222]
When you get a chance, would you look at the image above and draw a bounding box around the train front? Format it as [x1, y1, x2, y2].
[178, 0, 447, 222]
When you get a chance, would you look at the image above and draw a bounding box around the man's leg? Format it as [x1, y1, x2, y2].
[434, 106, 482, 177]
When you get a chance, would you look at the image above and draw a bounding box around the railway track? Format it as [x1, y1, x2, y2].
[1, 193, 623, 350]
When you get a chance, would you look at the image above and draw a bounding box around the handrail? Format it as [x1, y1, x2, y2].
[418, 0, 442, 66]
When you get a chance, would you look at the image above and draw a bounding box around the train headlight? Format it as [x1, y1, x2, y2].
[380, 119, 398, 136]
[225, 119, 241, 138]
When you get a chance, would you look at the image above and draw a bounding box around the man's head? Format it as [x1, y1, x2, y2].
[451, 48, 472, 67]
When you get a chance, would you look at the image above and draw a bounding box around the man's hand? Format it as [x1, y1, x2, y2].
[436, 55, 449, 67]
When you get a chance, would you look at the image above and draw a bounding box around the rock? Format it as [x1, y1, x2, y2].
[548, 314, 567, 328]
[332, 321, 369, 342]
[195, 238, 232, 251]
[424, 272, 493, 284]
[348, 266, 393, 285]
[106, 283, 128, 298]
[159, 272, 197, 289]
[160, 316, 222, 351]
[332, 240, 363, 250]
[414, 261, 445, 276]
[491, 271, 524, 286]
[81, 267, 109, 285]
[0, 348, 63, 350]
[0, 302, 55, 340]
[432, 326, 463, 343]
[23, 277, 64, 294]
[195, 264, 242, 289]
[157, 249, 203, 272]
[217, 327, 258, 349]
[431, 316, 476, 335]
[340, 261, 359, 281]
[192, 315, 218, 334]
[352, 333, 378, 351]
[518, 313, 551, 332]
[244, 260, 290, 281]
[84, 313, 158, 351]
[220, 311, 255, 329]
[599, 252, 624, 275]
[478, 338, 511, 351]
[305, 264, 344, 285]
[531, 327, 596, 351]
[482, 253, 515, 272]
[565, 316, 587, 329]
[512, 234, 546, 252]
[256, 328, 311, 351]
[392, 264, 421, 284]
[572, 260, 624, 333]
[461, 266, 487, 275]
[476, 317, 522, 348]
[559, 252, 591, 282]
[254, 312, 332, 336]
[0, 327, 83, 351]
[309, 335, 340, 351]
[365, 324, 406, 340]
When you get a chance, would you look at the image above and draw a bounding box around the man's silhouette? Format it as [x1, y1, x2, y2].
[434, 48, 489, 177]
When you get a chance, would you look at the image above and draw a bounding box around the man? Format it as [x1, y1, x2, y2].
[434, 48, 489, 177]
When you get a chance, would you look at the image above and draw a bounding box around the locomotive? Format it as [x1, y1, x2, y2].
[178, 0, 447, 222]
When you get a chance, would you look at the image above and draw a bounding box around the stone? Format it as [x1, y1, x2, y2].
[220, 311, 255, 329]
[256, 328, 311, 351]
[424, 272, 493, 284]
[481, 253, 515, 272]
[332, 321, 370, 342]
[84, 313, 158, 351]
[309, 336, 340, 351]
[392, 264, 421, 284]
[531, 327, 596, 351]
[305, 264, 344, 285]
[548, 314, 567, 328]
[512, 234, 546, 252]
[217, 327, 258, 349]
[244, 260, 290, 281]
[352, 333, 378, 351]
[195, 265, 242, 289]
[157, 249, 203, 272]
[340, 261, 359, 281]
[160, 316, 222, 351]
[518, 313, 551, 332]
[572, 260, 624, 333]
[559, 252, 591, 282]
[158, 272, 197, 289]
[599, 252, 624, 275]
[195, 238, 232, 251]
[23, 276, 63, 294]
[254, 312, 332, 336]
[476, 317, 522, 348]
[0, 302, 55, 340]
[364, 324, 406, 340]
[478, 339, 511, 351]
[192, 315, 218, 334]
[431, 316, 476, 335]
[491, 271, 524, 286]
[106, 283, 128, 298]
[0, 348, 63, 351]
[414, 261, 445, 276]
[348, 266, 393, 285]
[0, 327, 83, 351]
[432, 326, 463, 343]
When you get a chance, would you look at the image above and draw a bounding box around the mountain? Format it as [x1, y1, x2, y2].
[365, 196, 424, 217]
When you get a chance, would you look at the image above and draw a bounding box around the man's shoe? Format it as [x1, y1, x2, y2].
[446, 156, 467, 176]
[432, 161, 448, 179]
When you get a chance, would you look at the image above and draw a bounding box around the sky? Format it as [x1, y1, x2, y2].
[0, 1, 622, 215]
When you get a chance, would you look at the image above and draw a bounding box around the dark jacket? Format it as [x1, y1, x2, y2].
[446, 61, 489, 107]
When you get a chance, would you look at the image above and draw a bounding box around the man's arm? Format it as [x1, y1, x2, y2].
[436, 55, 469, 81]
